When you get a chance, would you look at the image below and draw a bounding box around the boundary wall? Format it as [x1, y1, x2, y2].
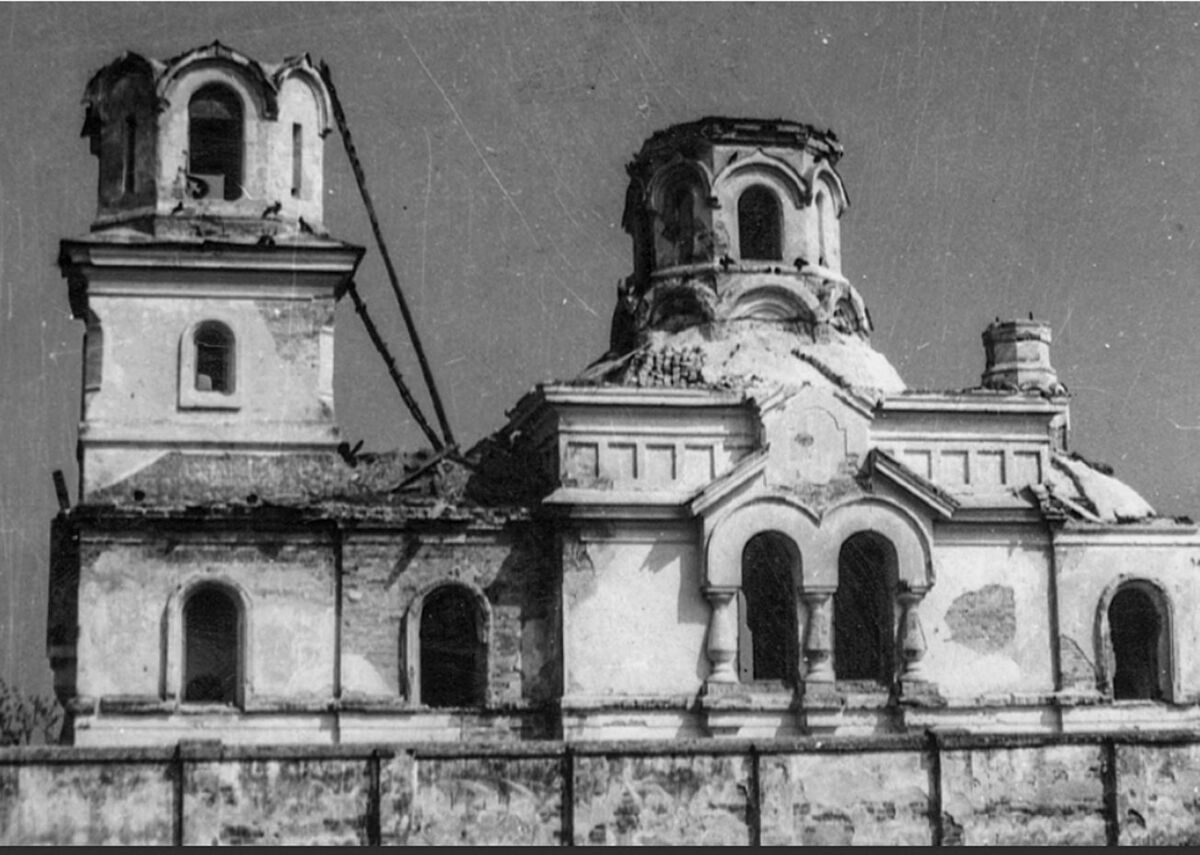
[3, 731, 1199, 845]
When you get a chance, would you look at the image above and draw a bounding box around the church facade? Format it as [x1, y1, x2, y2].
[49, 44, 1200, 747]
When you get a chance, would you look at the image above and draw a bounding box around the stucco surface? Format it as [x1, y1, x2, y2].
[1056, 538, 1200, 701]
[921, 533, 1055, 699]
[573, 755, 751, 846]
[563, 531, 708, 697]
[759, 751, 932, 845]
[410, 757, 562, 845]
[1116, 743, 1200, 845]
[0, 762, 174, 845]
[7, 736, 1200, 844]
[184, 759, 369, 845]
[940, 744, 1107, 845]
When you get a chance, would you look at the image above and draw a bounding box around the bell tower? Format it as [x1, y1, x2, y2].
[614, 118, 871, 353]
[59, 43, 364, 500]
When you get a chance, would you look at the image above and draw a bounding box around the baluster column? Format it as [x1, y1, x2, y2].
[704, 586, 739, 683]
[897, 585, 929, 684]
[802, 587, 835, 683]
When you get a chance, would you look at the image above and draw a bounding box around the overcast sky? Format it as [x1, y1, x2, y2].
[4, 3, 1200, 691]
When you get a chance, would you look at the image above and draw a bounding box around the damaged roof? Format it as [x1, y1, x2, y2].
[78, 445, 534, 526]
[573, 323, 906, 402]
[1039, 452, 1158, 525]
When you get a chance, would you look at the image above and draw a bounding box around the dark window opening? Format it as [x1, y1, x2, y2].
[183, 586, 239, 704]
[419, 586, 486, 707]
[738, 186, 782, 260]
[1110, 586, 1165, 701]
[83, 310, 103, 393]
[834, 534, 895, 683]
[663, 185, 695, 264]
[188, 84, 243, 201]
[815, 190, 829, 267]
[739, 532, 798, 683]
[194, 321, 234, 394]
[291, 123, 303, 198]
[123, 115, 137, 194]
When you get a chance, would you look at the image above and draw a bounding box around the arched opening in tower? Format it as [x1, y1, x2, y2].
[188, 84, 244, 201]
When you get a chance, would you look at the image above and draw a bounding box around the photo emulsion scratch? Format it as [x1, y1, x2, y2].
[6, 3, 1200, 845]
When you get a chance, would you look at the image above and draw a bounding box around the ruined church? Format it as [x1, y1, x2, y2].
[49, 43, 1199, 747]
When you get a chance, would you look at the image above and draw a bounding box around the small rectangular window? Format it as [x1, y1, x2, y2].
[123, 116, 136, 194]
[291, 123, 302, 198]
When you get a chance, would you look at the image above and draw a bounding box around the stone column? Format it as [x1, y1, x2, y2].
[801, 588, 835, 683]
[897, 586, 929, 683]
[704, 586, 739, 683]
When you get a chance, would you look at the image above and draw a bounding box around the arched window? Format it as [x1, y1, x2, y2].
[419, 585, 486, 707]
[183, 585, 241, 705]
[1108, 584, 1169, 701]
[737, 186, 782, 261]
[664, 184, 696, 264]
[834, 533, 896, 683]
[814, 189, 830, 268]
[739, 532, 799, 683]
[188, 84, 243, 201]
[194, 321, 235, 394]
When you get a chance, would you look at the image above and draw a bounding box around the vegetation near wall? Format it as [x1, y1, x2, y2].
[1, 732, 1198, 845]
[0, 680, 62, 747]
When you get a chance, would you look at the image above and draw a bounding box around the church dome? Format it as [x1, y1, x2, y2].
[586, 117, 905, 399]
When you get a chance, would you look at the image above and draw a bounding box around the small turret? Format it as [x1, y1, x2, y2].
[981, 317, 1063, 394]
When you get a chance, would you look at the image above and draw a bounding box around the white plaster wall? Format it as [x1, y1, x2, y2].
[87, 295, 327, 426]
[75, 538, 336, 703]
[919, 526, 1056, 699]
[272, 74, 325, 225]
[564, 528, 708, 697]
[760, 387, 870, 486]
[1055, 535, 1200, 701]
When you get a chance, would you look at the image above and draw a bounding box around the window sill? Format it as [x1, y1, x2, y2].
[177, 702, 242, 715]
[178, 390, 242, 411]
[701, 680, 798, 711]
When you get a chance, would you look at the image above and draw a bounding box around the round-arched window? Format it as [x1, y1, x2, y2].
[835, 533, 896, 684]
[193, 321, 235, 394]
[740, 532, 799, 683]
[1109, 585, 1168, 701]
[188, 84, 243, 200]
[737, 186, 782, 260]
[183, 585, 240, 705]
[419, 585, 486, 707]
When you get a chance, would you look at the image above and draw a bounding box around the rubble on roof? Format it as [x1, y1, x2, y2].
[82, 444, 533, 522]
[1043, 452, 1156, 524]
[575, 321, 906, 400]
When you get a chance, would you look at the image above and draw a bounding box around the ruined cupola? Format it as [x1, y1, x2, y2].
[613, 118, 870, 349]
[79, 41, 331, 239]
[590, 118, 901, 396]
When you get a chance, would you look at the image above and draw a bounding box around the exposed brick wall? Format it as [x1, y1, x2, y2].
[340, 521, 556, 706]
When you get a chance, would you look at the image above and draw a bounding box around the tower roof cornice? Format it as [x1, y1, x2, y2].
[629, 116, 843, 176]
